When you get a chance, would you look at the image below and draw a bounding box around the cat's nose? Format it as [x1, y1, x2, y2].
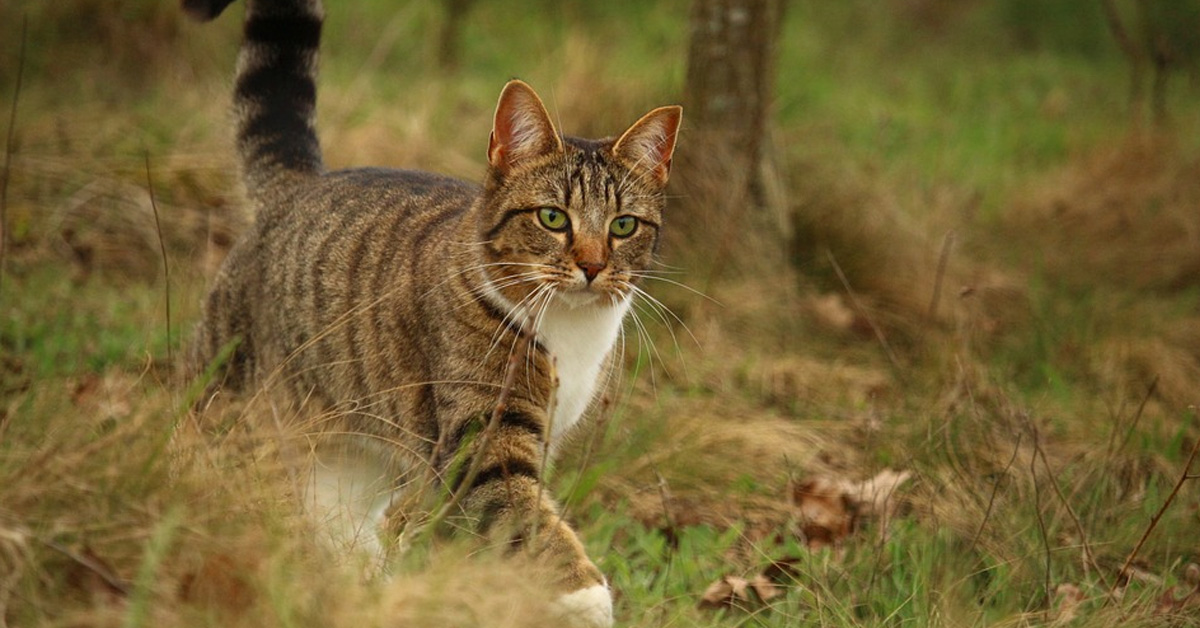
[577, 260, 606, 283]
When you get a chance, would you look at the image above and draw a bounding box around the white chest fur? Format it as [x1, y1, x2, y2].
[536, 297, 629, 447]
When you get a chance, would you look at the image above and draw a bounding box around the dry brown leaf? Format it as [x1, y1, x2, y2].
[747, 574, 783, 603]
[806, 293, 856, 332]
[1050, 583, 1085, 623]
[178, 552, 257, 615]
[763, 556, 802, 584]
[791, 477, 855, 549]
[698, 576, 743, 609]
[790, 469, 912, 548]
[1185, 563, 1200, 587]
[847, 469, 912, 519]
[698, 574, 782, 610]
[1155, 584, 1200, 615]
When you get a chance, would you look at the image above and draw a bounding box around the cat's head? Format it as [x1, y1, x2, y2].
[478, 80, 681, 312]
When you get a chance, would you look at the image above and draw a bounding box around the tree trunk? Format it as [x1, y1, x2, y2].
[438, 0, 475, 71]
[672, 0, 784, 278]
[1102, 0, 1148, 123]
[683, 0, 783, 206]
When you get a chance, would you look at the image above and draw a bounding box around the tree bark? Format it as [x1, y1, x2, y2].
[672, 0, 785, 278]
[438, 0, 475, 71]
[1102, 0, 1147, 122]
[683, 0, 783, 206]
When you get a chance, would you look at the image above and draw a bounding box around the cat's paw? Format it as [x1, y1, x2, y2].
[552, 583, 614, 628]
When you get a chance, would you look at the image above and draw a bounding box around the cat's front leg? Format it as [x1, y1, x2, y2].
[443, 409, 613, 627]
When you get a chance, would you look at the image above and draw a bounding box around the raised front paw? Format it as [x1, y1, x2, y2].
[552, 582, 613, 628]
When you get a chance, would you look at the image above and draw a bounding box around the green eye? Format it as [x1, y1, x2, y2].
[609, 216, 638, 237]
[537, 208, 569, 231]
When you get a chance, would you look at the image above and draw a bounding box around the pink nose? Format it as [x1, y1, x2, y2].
[577, 261, 606, 282]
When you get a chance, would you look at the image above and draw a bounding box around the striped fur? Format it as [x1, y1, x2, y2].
[188, 1, 680, 622]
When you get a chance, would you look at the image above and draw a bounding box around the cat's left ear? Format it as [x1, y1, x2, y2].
[612, 105, 683, 186]
[488, 80, 563, 173]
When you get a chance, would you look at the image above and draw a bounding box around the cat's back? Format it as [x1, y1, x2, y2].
[240, 167, 481, 391]
[254, 166, 479, 281]
[260, 167, 479, 226]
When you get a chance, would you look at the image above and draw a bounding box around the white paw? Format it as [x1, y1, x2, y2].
[552, 583, 614, 628]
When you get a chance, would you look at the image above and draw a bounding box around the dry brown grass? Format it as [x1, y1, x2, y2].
[1, 370, 577, 627]
[1005, 132, 1200, 292]
[6, 3, 1200, 625]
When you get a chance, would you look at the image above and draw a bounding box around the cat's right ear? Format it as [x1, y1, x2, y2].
[488, 80, 564, 174]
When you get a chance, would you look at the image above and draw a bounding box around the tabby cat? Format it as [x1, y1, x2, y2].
[186, 0, 680, 625]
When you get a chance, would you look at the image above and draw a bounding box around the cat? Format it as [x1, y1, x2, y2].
[185, 0, 681, 626]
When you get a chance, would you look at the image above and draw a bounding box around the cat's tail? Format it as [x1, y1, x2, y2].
[184, 0, 325, 200]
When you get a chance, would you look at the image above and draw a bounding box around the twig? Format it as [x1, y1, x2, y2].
[39, 539, 130, 597]
[144, 154, 172, 368]
[1033, 433, 1110, 590]
[1027, 422, 1052, 612]
[651, 463, 677, 535]
[968, 432, 1022, 553]
[425, 331, 531, 533]
[531, 356, 558, 546]
[825, 249, 902, 375]
[927, 230, 955, 321]
[1115, 376, 1158, 456]
[0, 16, 28, 304]
[1106, 429, 1200, 604]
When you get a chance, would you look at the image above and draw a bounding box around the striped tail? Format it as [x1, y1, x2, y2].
[185, 0, 325, 199]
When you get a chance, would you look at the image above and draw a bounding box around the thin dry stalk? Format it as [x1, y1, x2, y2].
[1027, 422, 1052, 612]
[532, 357, 559, 545]
[1033, 436, 1109, 590]
[145, 154, 173, 368]
[651, 463, 677, 535]
[0, 16, 27, 303]
[425, 332, 532, 533]
[825, 249, 902, 375]
[927, 230, 955, 322]
[39, 539, 130, 597]
[1106, 430, 1200, 604]
[968, 432, 1022, 554]
[1113, 376, 1159, 456]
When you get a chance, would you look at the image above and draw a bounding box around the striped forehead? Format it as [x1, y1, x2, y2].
[559, 143, 621, 231]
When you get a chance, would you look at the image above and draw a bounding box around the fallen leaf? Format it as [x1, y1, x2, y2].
[847, 469, 912, 519]
[763, 556, 802, 584]
[179, 552, 257, 614]
[1155, 585, 1200, 615]
[790, 469, 912, 549]
[698, 574, 782, 610]
[806, 293, 856, 332]
[747, 574, 783, 603]
[1051, 583, 1084, 623]
[791, 477, 856, 549]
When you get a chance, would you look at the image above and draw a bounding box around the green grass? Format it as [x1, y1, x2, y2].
[3, 0, 1200, 626]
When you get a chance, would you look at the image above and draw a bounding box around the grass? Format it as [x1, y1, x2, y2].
[3, 0, 1200, 626]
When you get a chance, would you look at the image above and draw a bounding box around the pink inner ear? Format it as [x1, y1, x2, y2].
[489, 81, 562, 172]
[614, 106, 682, 185]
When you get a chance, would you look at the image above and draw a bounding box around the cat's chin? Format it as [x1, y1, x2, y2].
[554, 288, 623, 309]
[554, 291, 602, 308]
